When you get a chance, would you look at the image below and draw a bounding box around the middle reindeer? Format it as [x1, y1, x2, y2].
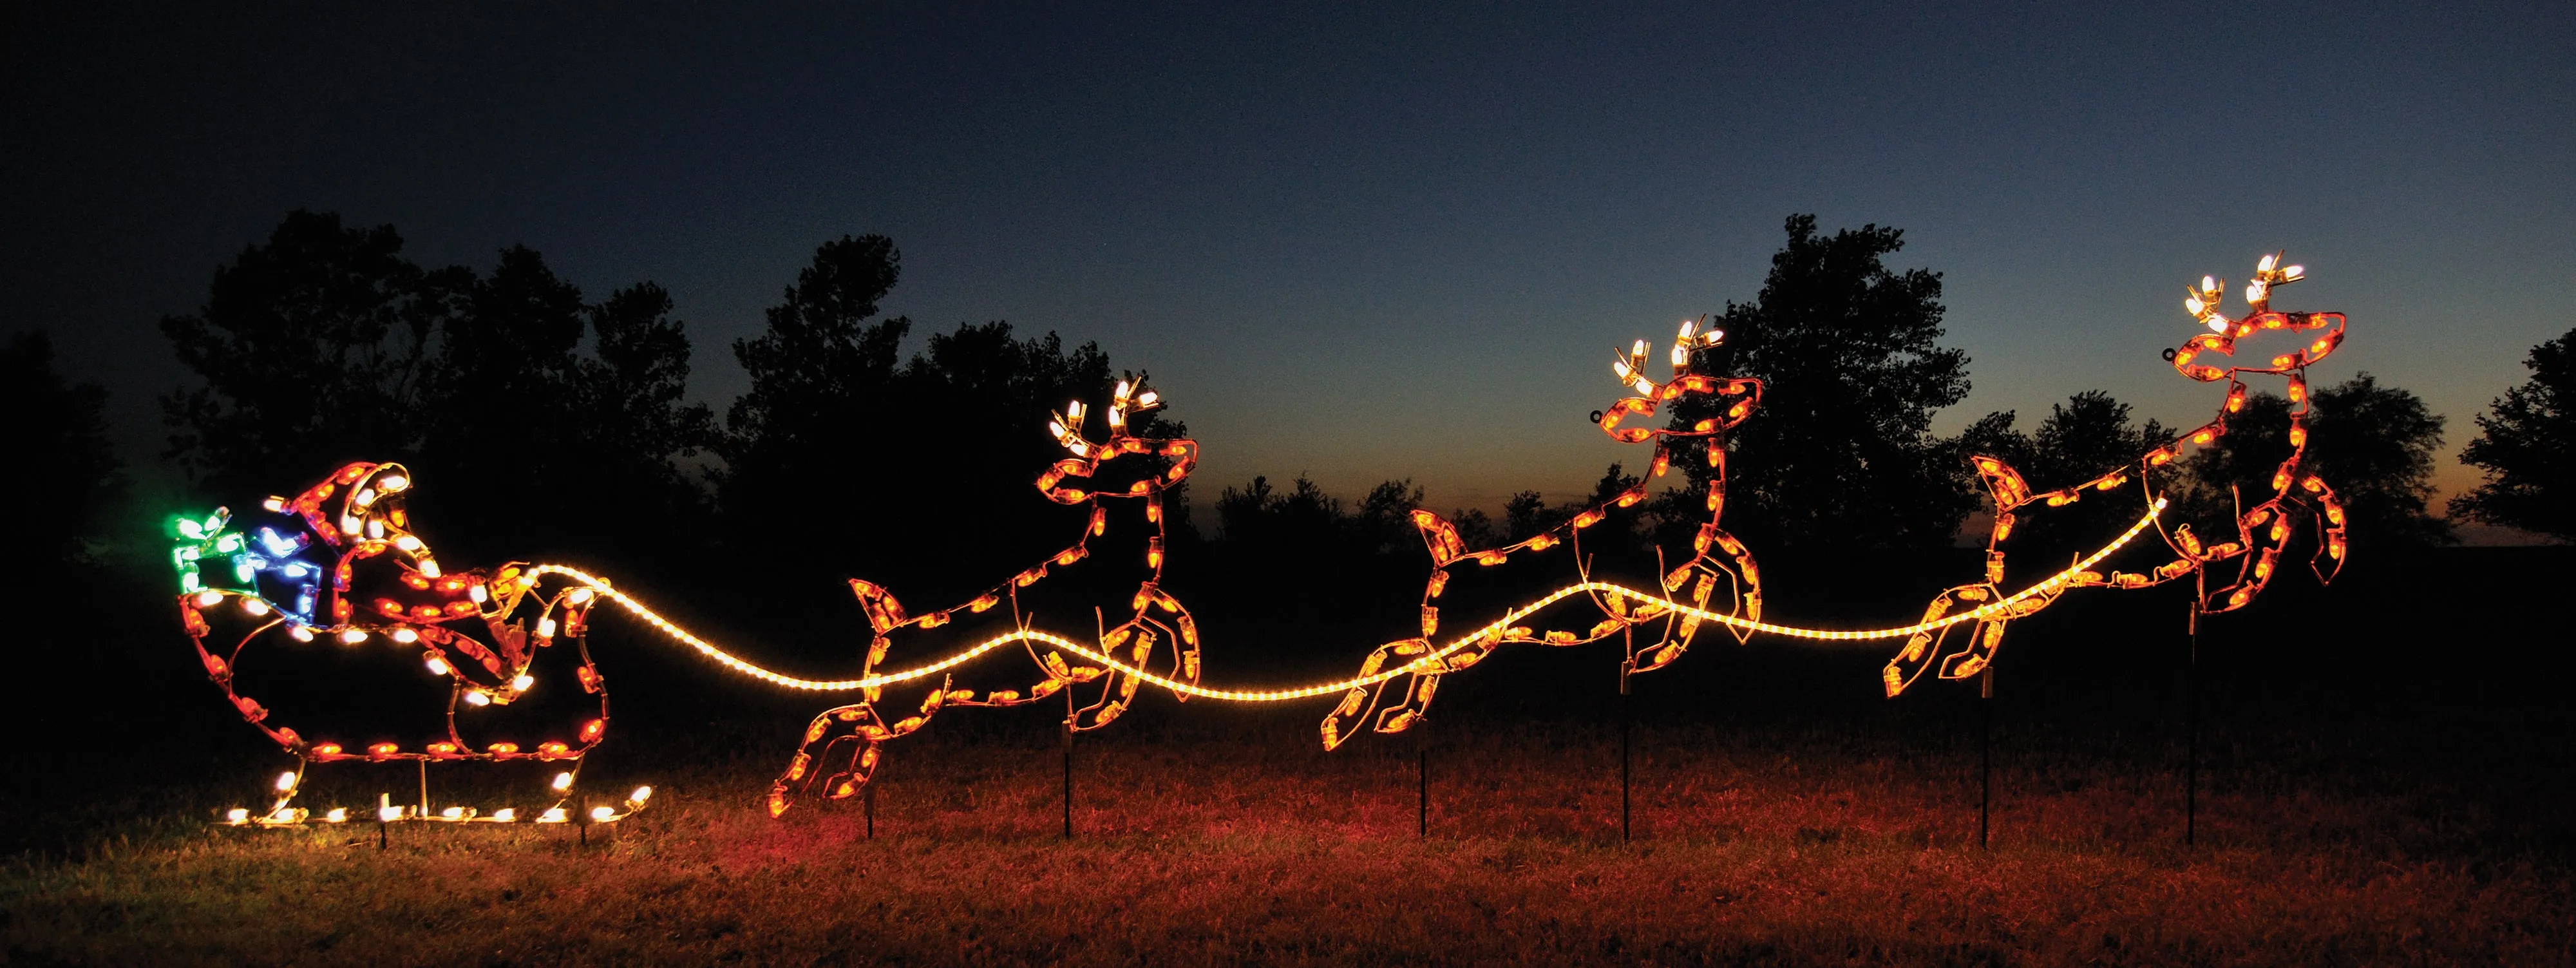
[1320, 319, 1766, 750]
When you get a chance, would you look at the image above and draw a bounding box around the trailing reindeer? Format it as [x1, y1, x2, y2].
[767, 377, 1202, 815]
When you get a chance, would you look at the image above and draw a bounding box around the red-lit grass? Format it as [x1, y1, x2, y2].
[8, 704, 2570, 966]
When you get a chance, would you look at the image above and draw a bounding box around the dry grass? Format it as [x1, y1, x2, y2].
[8, 699, 2570, 967]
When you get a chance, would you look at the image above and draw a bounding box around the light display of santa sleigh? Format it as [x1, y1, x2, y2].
[169, 251, 2352, 827]
[174, 460, 650, 828]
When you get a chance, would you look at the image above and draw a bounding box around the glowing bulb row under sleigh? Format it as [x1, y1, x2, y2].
[176, 253, 2349, 821]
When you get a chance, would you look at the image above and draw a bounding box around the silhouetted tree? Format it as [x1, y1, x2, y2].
[2182, 373, 2450, 547]
[164, 213, 717, 569]
[717, 235, 1174, 600]
[1216, 474, 1343, 557]
[569, 283, 721, 541]
[1502, 490, 1548, 542]
[2450, 326, 2576, 540]
[1351, 479, 1426, 556]
[716, 236, 911, 577]
[5, 332, 126, 580]
[413, 245, 589, 557]
[1667, 214, 1977, 553]
[894, 321, 1159, 587]
[160, 211, 456, 494]
[1447, 507, 1498, 549]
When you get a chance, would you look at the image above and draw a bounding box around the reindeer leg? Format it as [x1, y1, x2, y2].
[1071, 623, 1156, 731]
[2298, 475, 2349, 584]
[2204, 498, 2300, 614]
[768, 684, 951, 817]
[1937, 611, 2010, 683]
[1633, 541, 1758, 674]
[1163, 608, 1202, 699]
[770, 705, 871, 817]
[1884, 589, 1971, 697]
[1322, 638, 1430, 750]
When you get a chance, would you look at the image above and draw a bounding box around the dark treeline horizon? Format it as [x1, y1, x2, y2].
[13, 209, 2541, 661]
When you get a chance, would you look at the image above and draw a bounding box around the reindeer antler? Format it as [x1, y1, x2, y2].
[2172, 251, 2342, 382]
[1037, 375, 1196, 504]
[1598, 318, 1756, 444]
[2184, 251, 2306, 333]
[1610, 318, 1726, 397]
[1047, 375, 1165, 459]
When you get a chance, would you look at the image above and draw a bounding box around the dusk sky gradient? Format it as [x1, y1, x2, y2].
[7, 3, 2570, 529]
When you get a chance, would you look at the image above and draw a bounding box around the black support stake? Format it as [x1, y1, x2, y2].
[1620, 665, 1633, 844]
[1417, 739, 1429, 839]
[1978, 665, 1994, 850]
[864, 782, 875, 840]
[1061, 723, 1074, 840]
[2186, 597, 2201, 847]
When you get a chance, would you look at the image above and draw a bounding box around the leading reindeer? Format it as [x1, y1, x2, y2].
[1884, 252, 2351, 695]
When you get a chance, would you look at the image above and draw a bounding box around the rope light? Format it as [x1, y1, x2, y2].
[533, 500, 2160, 702]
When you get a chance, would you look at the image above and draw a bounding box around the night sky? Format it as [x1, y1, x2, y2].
[7, 3, 2570, 528]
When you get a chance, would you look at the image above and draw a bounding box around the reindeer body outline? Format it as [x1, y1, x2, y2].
[1320, 319, 1767, 749]
[1883, 253, 2353, 696]
[766, 377, 1202, 816]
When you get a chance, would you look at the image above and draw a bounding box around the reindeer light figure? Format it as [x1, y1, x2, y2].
[766, 377, 1202, 815]
[1883, 253, 2351, 695]
[176, 462, 646, 827]
[1320, 319, 1766, 749]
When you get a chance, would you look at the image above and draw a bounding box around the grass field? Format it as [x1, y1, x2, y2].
[8, 548, 2574, 965]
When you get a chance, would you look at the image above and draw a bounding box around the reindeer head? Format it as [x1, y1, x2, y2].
[1596, 317, 1762, 450]
[2167, 252, 2346, 386]
[1033, 376, 1199, 506]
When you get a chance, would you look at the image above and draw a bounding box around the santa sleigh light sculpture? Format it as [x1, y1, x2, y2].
[175, 461, 650, 828]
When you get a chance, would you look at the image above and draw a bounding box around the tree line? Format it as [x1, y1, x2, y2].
[12, 212, 2571, 636]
